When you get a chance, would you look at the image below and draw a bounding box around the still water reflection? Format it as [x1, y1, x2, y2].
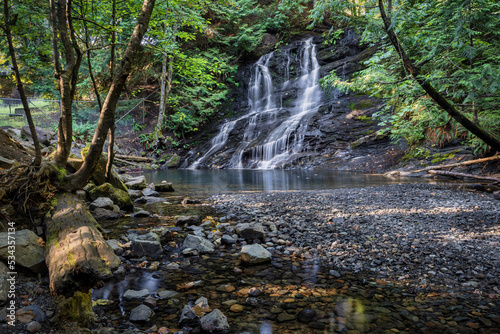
[143, 169, 439, 196]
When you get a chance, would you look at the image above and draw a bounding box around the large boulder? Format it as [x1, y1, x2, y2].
[79, 149, 129, 192]
[124, 175, 147, 190]
[0, 229, 45, 272]
[127, 231, 163, 258]
[155, 182, 174, 192]
[200, 309, 230, 333]
[182, 234, 214, 254]
[240, 244, 272, 264]
[21, 126, 52, 146]
[88, 183, 133, 212]
[235, 223, 266, 241]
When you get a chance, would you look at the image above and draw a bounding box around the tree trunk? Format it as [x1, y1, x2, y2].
[154, 53, 168, 145]
[3, 0, 41, 166]
[44, 192, 121, 297]
[378, 0, 500, 153]
[50, 0, 82, 168]
[427, 170, 500, 183]
[69, 0, 156, 190]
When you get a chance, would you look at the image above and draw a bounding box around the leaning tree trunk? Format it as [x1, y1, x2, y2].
[378, 0, 500, 153]
[44, 193, 120, 296]
[69, 0, 156, 190]
[3, 0, 41, 166]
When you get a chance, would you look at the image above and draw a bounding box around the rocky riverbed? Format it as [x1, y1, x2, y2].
[2, 183, 499, 334]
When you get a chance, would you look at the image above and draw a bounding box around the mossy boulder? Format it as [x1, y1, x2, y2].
[164, 154, 181, 168]
[80, 148, 128, 192]
[88, 183, 133, 212]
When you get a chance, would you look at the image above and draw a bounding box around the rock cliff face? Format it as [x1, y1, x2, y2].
[181, 31, 405, 171]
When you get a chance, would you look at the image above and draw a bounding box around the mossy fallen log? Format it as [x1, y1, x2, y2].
[45, 192, 121, 297]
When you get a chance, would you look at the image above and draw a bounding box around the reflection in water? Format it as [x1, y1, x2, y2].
[142, 169, 446, 196]
[259, 321, 272, 334]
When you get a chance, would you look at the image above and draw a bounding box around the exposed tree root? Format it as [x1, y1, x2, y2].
[0, 163, 58, 217]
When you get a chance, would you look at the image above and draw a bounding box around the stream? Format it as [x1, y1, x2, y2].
[91, 170, 485, 333]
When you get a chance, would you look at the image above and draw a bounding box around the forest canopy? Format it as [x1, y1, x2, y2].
[1, 0, 499, 155]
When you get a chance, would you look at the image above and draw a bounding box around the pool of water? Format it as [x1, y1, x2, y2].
[141, 169, 452, 196]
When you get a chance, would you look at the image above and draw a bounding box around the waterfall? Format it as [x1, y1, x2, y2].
[188, 38, 323, 169]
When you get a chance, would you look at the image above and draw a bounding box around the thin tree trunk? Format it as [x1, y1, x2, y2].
[378, 0, 500, 153]
[106, 0, 117, 179]
[154, 53, 168, 145]
[70, 0, 156, 190]
[51, 0, 82, 168]
[3, 0, 41, 166]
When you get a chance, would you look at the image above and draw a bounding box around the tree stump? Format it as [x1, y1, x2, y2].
[45, 193, 121, 297]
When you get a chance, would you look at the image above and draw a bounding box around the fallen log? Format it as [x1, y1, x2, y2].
[427, 170, 500, 183]
[115, 154, 155, 162]
[411, 155, 500, 173]
[114, 157, 141, 166]
[45, 192, 121, 297]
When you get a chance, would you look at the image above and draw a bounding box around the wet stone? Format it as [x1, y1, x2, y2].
[157, 290, 180, 300]
[297, 309, 317, 323]
[200, 309, 230, 333]
[179, 305, 200, 326]
[130, 304, 154, 322]
[26, 321, 42, 333]
[123, 289, 150, 301]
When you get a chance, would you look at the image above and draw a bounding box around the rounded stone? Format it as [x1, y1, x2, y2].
[26, 321, 42, 333]
[230, 304, 244, 313]
[297, 309, 317, 323]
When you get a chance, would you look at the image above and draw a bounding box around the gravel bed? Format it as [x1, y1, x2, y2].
[211, 183, 500, 296]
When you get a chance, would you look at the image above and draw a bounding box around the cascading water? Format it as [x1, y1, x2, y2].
[188, 38, 323, 169]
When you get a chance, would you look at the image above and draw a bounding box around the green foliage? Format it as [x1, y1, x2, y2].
[315, 0, 500, 154]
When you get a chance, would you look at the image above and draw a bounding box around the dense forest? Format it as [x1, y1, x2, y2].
[2, 0, 499, 160]
[1, 1, 500, 333]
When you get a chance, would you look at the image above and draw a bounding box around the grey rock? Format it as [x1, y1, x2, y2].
[157, 290, 180, 300]
[297, 309, 317, 323]
[127, 232, 162, 258]
[26, 321, 42, 333]
[221, 235, 236, 246]
[22, 305, 47, 322]
[124, 175, 147, 190]
[240, 244, 272, 264]
[0, 229, 45, 272]
[142, 188, 160, 197]
[179, 305, 200, 326]
[129, 304, 154, 322]
[106, 239, 124, 256]
[130, 210, 151, 218]
[128, 189, 143, 199]
[182, 234, 215, 254]
[195, 297, 209, 308]
[21, 126, 52, 146]
[91, 208, 122, 220]
[75, 190, 87, 201]
[235, 223, 265, 240]
[200, 309, 230, 333]
[134, 196, 165, 204]
[176, 216, 201, 226]
[123, 289, 150, 301]
[90, 197, 115, 210]
[155, 183, 174, 192]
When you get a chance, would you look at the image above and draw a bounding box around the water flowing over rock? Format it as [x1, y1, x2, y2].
[188, 38, 323, 169]
[182, 31, 403, 172]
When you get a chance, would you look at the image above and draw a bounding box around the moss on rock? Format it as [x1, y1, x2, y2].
[88, 183, 133, 212]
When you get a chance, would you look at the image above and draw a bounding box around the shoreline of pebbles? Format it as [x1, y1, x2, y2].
[211, 183, 500, 296]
